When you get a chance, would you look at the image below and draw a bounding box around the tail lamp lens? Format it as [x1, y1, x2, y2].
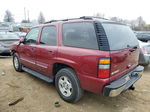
[99, 59, 110, 64]
[98, 58, 110, 78]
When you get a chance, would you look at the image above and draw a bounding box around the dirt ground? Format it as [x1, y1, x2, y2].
[0, 58, 150, 112]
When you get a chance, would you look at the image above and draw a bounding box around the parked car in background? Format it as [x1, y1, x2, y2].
[138, 40, 150, 66]
[14, 32, 27, 38]
[12, 17, 144, 103]
[0, 32, 19, 55]
[135, 31, 150, 42]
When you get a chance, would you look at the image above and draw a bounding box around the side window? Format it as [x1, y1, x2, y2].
[62, 22, 98, 50]
[40, 26, 56, 46]
[25, 28, 39, 44]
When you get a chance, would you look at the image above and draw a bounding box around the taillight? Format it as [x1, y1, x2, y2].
[141, 47, 148, 54]
[98, 58, 110, 78]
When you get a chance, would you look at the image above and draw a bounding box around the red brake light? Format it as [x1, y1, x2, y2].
[98, 69, 110, 78]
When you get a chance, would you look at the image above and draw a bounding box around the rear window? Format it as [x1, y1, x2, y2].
[102, 23, 139, 50]
[62, 22, 99, 50]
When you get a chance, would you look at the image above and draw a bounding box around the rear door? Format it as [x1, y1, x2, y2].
[35, 25, 58, 76]
[102, 23, 139, 81]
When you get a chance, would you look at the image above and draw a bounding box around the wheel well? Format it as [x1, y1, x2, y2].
[11, 50, 16, 55]
[53, 63, 74, 76]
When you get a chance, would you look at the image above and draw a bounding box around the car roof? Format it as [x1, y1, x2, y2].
[38, 16, 126, 26]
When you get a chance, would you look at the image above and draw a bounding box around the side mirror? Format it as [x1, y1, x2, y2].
[19, 37, 25, 44]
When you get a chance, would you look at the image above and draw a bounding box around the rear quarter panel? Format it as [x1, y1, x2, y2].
[57, 46, 110, 93]
[57, 46, 110, 77]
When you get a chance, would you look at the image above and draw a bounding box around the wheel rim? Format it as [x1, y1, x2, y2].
[58, 76, 73, 97]
[14, 57, 19, 69]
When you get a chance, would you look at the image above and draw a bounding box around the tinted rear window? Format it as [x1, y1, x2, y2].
[102, 23, 139, 50]
[62, 22, 99, 50]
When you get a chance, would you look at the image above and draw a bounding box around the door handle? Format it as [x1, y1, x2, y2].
[48, 50, 52, 52]
[48, 50, 54, 55]
[31, 48, 36, 51]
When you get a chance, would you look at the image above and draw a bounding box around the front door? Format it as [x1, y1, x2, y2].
[19, 27, 39, 70]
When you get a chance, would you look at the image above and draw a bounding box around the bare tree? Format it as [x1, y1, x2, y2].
[130, 20, 137, 29]
[110, 17, 125, 23]
[132, 16, 146, 31]
[110, 17, 119, 22]
[38, 12, 45, 24]
[3, 10, 14, 22]
[94, 13, 105, 18]
[137, 16, 146, 28]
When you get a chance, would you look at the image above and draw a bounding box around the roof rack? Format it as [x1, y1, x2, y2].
[80, 16, 108, 20]
[44, 20, 58, 24]
[44, 16, 108, 24]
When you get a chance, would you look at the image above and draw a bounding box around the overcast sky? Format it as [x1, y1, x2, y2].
[0, 0, 149, 23]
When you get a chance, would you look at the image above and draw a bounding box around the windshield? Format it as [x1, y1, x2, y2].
[0, 34, 19, 39]
[102, 23, 139, 51]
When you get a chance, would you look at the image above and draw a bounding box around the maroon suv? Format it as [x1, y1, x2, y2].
[12, 17, 144, 103]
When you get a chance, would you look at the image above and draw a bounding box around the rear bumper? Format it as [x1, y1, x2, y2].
[103, 65, 144, 97]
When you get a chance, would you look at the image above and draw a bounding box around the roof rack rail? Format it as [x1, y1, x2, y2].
[44, 18, 79, 24]
[80, 16, 108, 20]
[44, 20, 58, 24]
[79, 16, 93, 19]
[44, 16, 108, 24]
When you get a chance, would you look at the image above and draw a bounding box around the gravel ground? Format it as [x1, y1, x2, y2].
[0, 58, 150, 112]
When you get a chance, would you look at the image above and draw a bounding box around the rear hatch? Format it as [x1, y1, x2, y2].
[102, 23, 139, 81]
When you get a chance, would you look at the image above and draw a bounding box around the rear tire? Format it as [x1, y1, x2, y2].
[13, 53, 22, 72]
[55, 68, 83, 103]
